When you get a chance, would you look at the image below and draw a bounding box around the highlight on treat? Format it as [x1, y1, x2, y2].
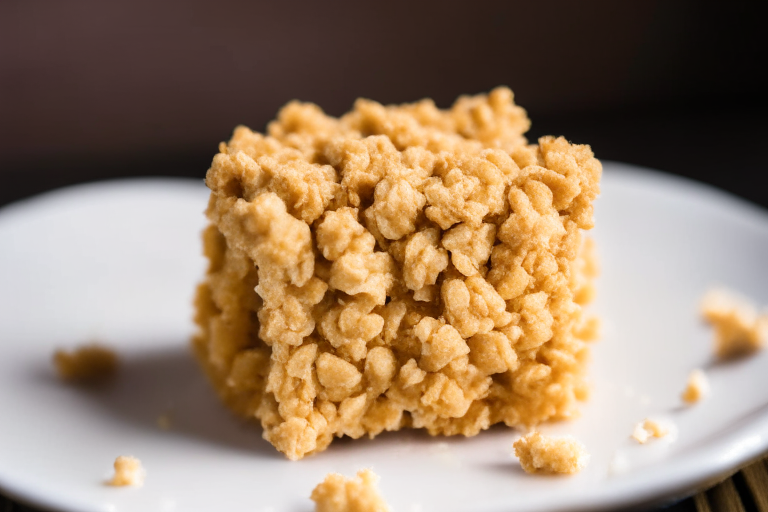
[53, 344, 118, 384]
[631, 418, 669, 444]
[513, 431, 589, 474]
[192, 87, 602, 460]
[311, 469, 390, 512]
[700, 288, 768, 359]
[681, 368, 709, 404]
[107, 456, 145, 487]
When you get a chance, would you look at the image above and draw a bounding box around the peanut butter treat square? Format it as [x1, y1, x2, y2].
[108, 456, 145, 487]
[193, 87, 601, 460]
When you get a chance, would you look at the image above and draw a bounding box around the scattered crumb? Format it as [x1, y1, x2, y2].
[513, 431, 589, 475]
[631, 423, 649, 444]
[157, 414, 172, 430]
[53, 344, 118, 383]
[311, 469, 390, 512]
[108, 456, 145, 487]
[631, 418, 669, 444]
[642, 418, 669, 438]
[681, 368, 710, 404]
[701, 288, 768, 359]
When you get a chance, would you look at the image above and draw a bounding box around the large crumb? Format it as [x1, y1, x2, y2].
[193, 87, 602, 460]
[513, 431, 589, 474]
[311, 469, 390, 512]
[53, 344, 118, 383]
[701, 288, 768, 359]
[681, 369, 709, 404]
[107, 456, 145, 487]
[631, 418, 669, 444]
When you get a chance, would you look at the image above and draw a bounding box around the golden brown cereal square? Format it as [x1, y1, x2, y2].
[193, 88, 601, 460]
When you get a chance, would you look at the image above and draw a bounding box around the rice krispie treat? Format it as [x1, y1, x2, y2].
[193, 87, 601, 460]
[54, 344, 118, 383]
[681, 368, 709, 404]
[631, 418, 670, 444]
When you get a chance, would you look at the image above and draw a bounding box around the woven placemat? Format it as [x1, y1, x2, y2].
[2, 455, 767, 512]
[692, 457, 768, 512]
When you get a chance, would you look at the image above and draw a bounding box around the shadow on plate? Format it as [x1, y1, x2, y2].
[38, 344, 281, 458]
[36, 344, 532, 465]
[481, 461, 529, 476]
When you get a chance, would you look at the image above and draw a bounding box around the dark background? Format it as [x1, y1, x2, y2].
[1, 0, 766, 210]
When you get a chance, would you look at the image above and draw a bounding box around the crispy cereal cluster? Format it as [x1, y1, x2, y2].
[513, 432, 589, 474]
[54, 344, 118, 384]
[108, 456, 145, 487]
[193, 88, 601, 460]
[700, 288, 768, 359]
[311, 469, 390, 512]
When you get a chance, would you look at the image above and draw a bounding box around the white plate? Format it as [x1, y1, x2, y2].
[1, 163, 768, 512]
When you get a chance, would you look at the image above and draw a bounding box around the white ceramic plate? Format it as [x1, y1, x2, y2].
[1, 163, 768, 512]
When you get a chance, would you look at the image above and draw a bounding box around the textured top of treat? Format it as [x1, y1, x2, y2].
[207, 86, 598, 235]
[207, 87, 532, 220]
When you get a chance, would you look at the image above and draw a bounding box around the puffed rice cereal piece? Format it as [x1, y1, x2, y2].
[54, 344, 118, 383]
[193, 88, 601, 459]
[701, 288, 768, 359]
[108, 456, 145, 487]
[311, 469, 390, 512]
[631, 418, 669, 444]
[513, 431, 589, 474]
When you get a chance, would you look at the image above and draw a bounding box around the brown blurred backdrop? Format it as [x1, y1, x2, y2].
[0, 0, 766, 207]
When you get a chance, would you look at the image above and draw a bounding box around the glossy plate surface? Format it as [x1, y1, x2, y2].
[1, 163, 768, 512]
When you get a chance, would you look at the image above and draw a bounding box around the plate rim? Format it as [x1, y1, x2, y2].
[1, 163, 768, 512]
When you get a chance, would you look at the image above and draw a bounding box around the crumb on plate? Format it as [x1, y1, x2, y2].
[700, 288, 768, 359]
[53, 344, 118, 383]
[681, 368, 709, 404]
[631, 418, 669, 444]
[631, 422, 649, 444]
[311, 469, 390, 512]
[513, 431, 589, 474]
[108, 456, 145, 487]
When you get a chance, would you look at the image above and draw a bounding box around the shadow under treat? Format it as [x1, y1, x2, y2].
[44, 344, 280, 457]
[41, 345, 539, 464]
